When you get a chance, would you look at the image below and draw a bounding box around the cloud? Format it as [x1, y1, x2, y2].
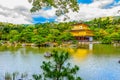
[0, 0, 32, 9]
[0, 0, 57, 24]
[56, 0, 120, 22]
[32, 7, 56, 19]
[0, 0, 32, 24]
[90, 0, 114, 8]
[0, 0, 120, 24]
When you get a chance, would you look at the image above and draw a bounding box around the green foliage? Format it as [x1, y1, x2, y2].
[101, 36, 112, 44]
[1, 16, 120, 44]
[86, 16, 120, 44]
[33, 50, 82, 80]
[0, 22, 76, 45]
[33, 74, 42, 80]
[32, 35, 46, 45]
[29, 0, 79, 16]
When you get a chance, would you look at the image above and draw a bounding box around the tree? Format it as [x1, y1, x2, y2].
[101, 36, 112, 44]
[59, 32, 74, 42]
[29, 0, 79, 16]
[33, 50, 82, 80]
[110, 32, 120, 42]
[49, 29, 60, 42]
[8, 30, 19, 42]
[32, 35, 46, 45]
[20, 27, 34, 43]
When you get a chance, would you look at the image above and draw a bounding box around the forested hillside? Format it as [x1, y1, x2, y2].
[0, 22, 76, 45]
[0, 16, 120, 45]
[85, 16, 120, 43]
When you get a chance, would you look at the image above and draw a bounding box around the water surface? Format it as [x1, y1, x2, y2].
[0, 44, 120, 80]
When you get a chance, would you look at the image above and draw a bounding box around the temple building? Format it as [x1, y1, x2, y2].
[70, 23, 94, 42]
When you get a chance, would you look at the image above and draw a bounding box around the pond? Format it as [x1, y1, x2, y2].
[0, 44, 120, 80]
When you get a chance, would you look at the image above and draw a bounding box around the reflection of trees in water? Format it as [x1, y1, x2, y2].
[93, 44, 120, 56]
[0, 46, 20, 53]
[0, 46, 69, 55]
[0, 46, 8, 51]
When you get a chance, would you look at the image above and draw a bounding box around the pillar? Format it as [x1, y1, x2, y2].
[89, 37, 93, 42]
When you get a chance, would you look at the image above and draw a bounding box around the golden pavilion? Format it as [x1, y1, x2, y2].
[70, 23, 94, 41]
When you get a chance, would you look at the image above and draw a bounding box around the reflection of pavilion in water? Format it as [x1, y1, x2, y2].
[69, 44, 93, 62]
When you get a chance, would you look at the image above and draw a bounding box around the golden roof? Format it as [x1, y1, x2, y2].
[71, 23, 90, 31]
[71, 23, 94, 36]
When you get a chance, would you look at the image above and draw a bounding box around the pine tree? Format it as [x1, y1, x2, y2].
[33, 50, 82, 80]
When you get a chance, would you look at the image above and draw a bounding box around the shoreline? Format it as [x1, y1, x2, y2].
[1, 41, 120, 48]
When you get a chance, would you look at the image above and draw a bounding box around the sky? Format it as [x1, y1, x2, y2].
[0, 0, 120, 24]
